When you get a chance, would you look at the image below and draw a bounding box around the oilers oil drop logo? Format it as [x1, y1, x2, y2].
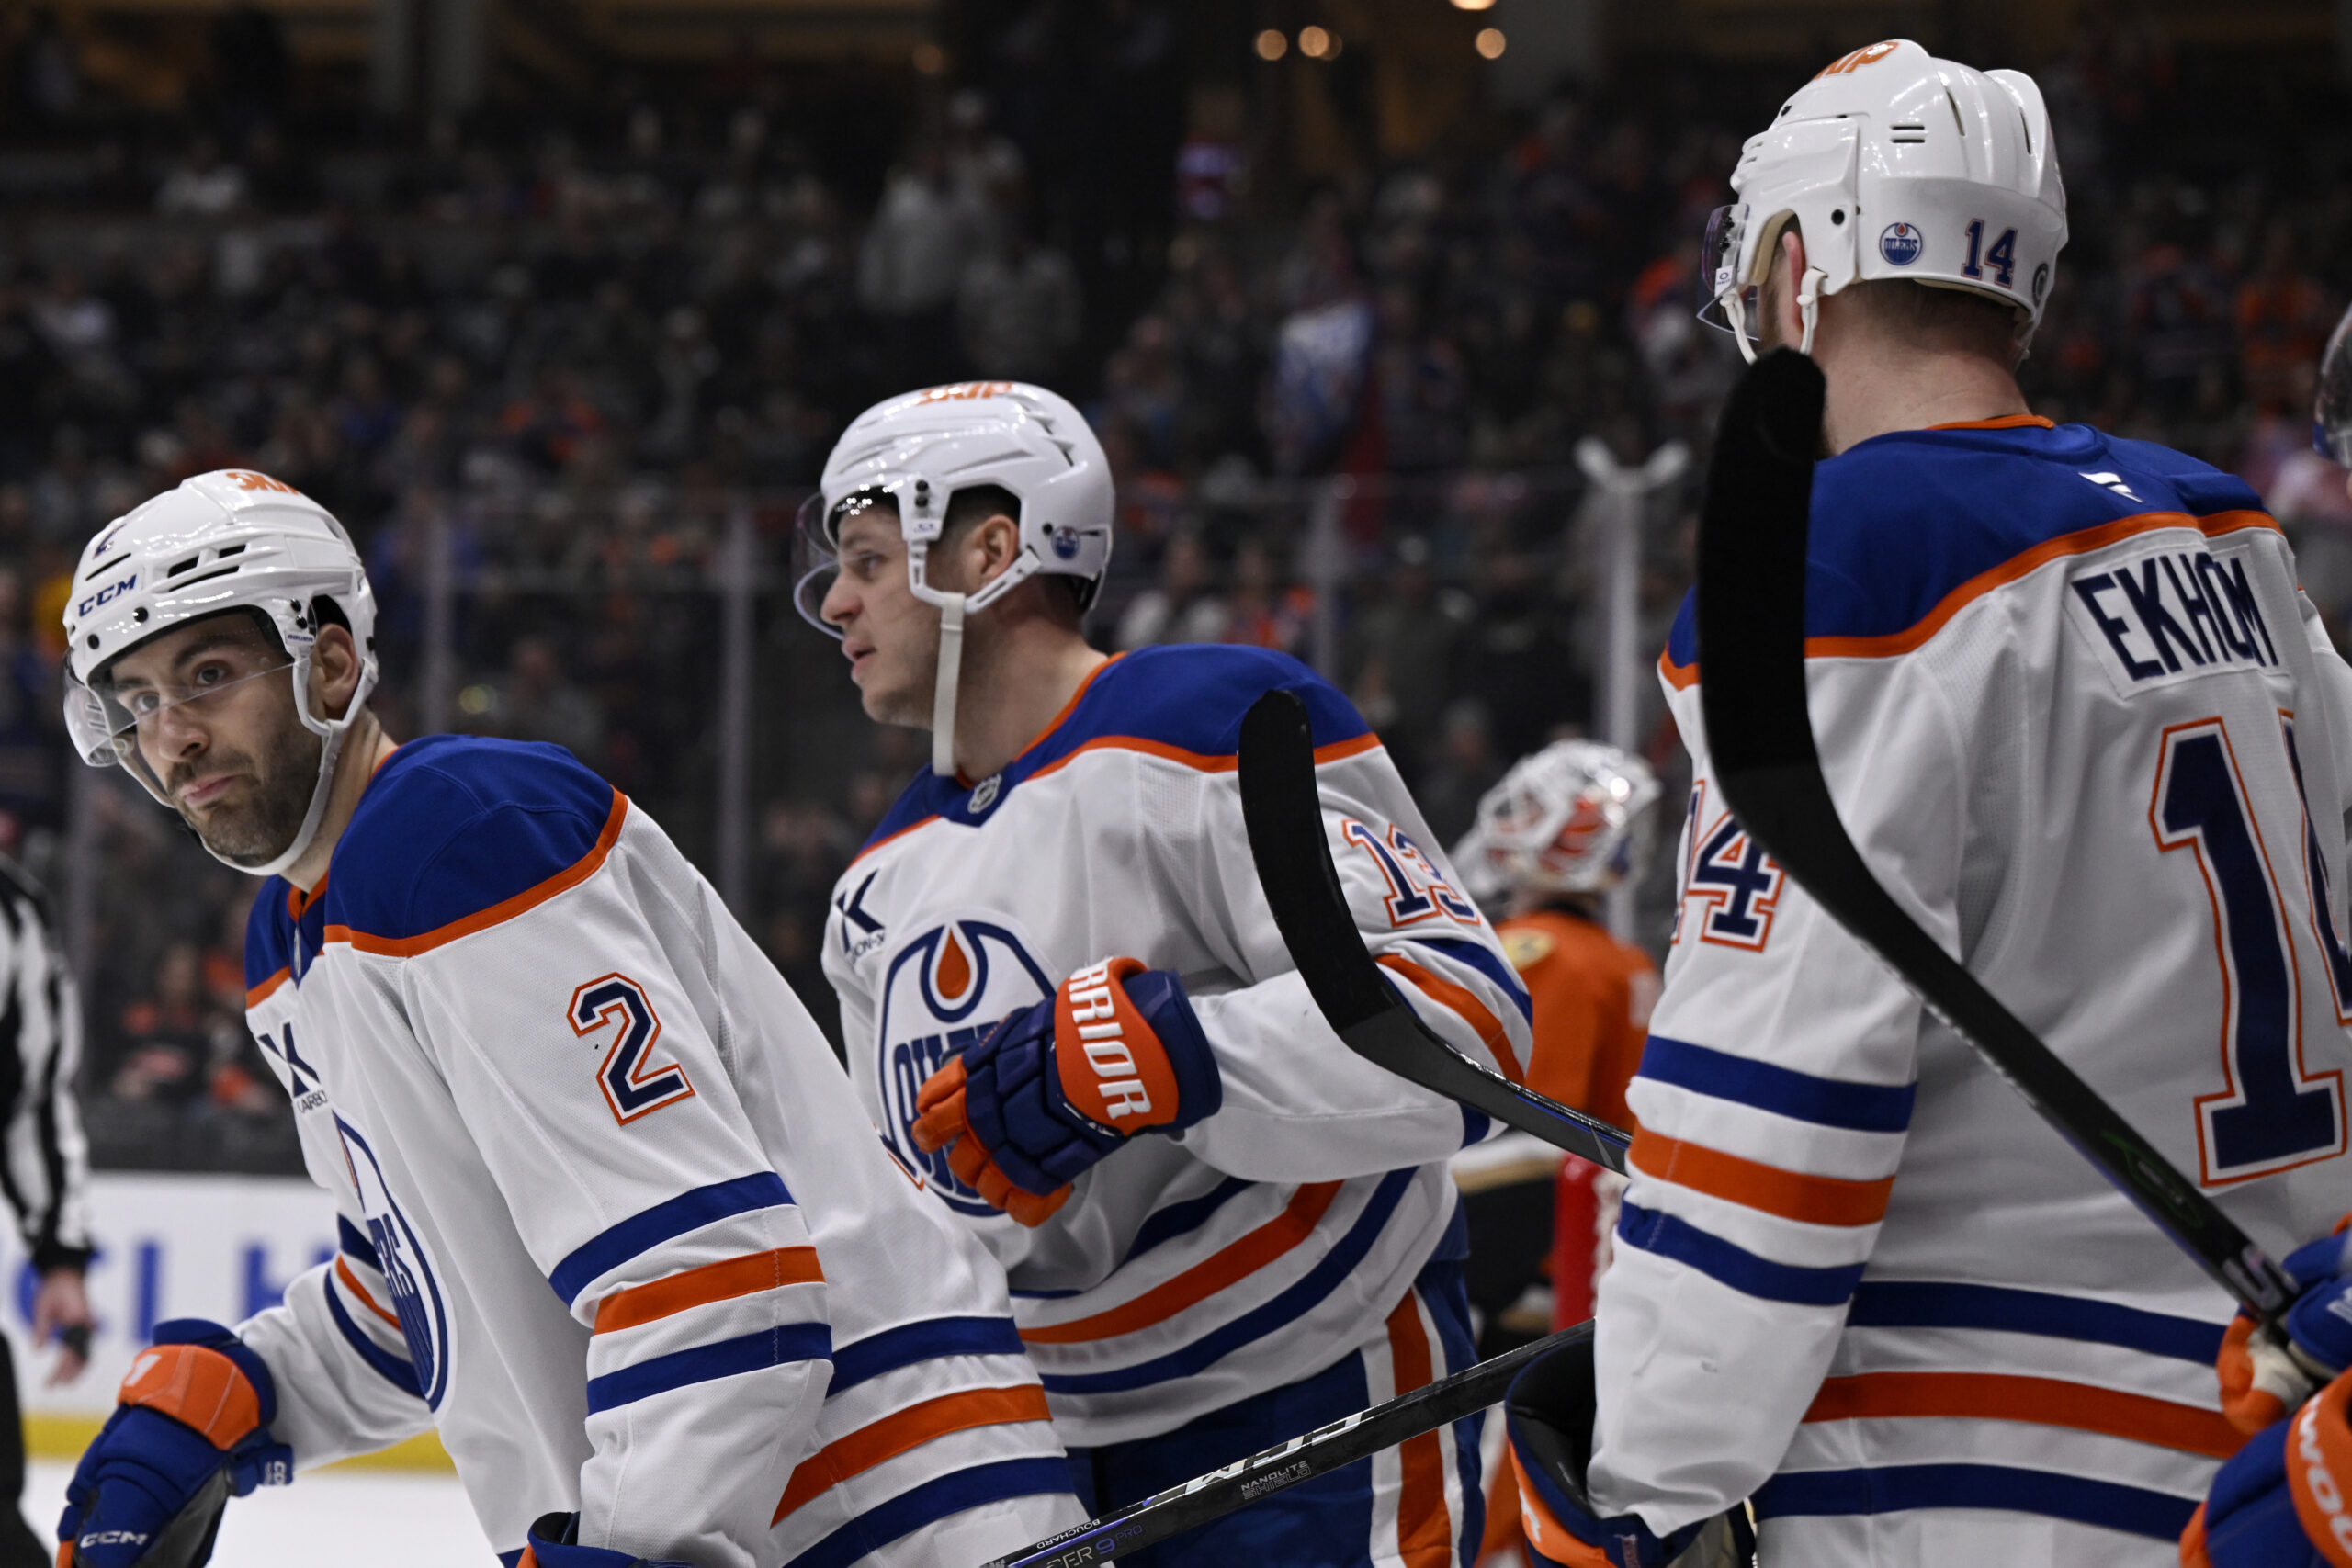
[1880, 222, 1923, 266]
[334, 1115, 452, 1408]
[875, 918, 1054, 1216]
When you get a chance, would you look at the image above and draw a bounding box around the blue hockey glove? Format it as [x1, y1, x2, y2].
[59, 1319, 292, 1568]
[1505, 1335, 1754, 1568]
[912, 956, 1222, 1226]
[518, 1511, 695, 1567]
[2219, 1224, 2352, 1434]
[2183, 1365, 2352, 1568]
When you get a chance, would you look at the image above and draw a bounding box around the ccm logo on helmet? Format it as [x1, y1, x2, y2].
[75, 575, 137, 619]
[1066, 959, 1153, 1120]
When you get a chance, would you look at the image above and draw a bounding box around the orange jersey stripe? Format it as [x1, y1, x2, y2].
[335, 1257, 404, 1333]
[326, 791, 628, 957]
[593, 1247, 824, 1335]
[1927, 413, 2056, 431]
[1628, 1127, 1894, 1227]
[771, 1384, 1052, 1526]
[1804, 1371, 2241, 1459]
[1387, 1291, 1454, 1568]
[1377, 954, 1526, 1083]
[1018, 1181, 1343, 1346]
[1658, 508, 2284, 691]
[245, 966, 292, 1008]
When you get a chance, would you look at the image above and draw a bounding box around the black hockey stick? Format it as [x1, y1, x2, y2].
[1693, 347, 2295, 1323]
[1235, 691, 1631, 1177]
[984, 1321, 1593, 1568]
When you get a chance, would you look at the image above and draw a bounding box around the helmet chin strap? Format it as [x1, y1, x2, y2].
[1723, 265, 1829, 362]
[217, 651, 379, 881]
[931, 591, 967, 778]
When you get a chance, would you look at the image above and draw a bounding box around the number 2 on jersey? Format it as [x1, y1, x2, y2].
[571, 974, 697, 1126]
[2153, 718, 2344, 1183]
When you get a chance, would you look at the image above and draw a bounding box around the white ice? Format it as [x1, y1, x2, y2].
[26, 1458, 494, 1564]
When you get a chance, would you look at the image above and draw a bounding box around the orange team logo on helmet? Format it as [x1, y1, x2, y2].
[1814, 40, 1901, 79]
[916, 382, 1015, 404]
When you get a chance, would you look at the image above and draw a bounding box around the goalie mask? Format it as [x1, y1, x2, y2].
[1455, 740, 1661, 901]
[794, 382, 1114, 777]
[1698, 39, 2068, 360]
[62, 470, 379, 879]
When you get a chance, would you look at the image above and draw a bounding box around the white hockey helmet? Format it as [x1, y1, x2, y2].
[1699, 39, 2068, 360]
[1455, 740, 1661, 899]
[793, 381, 1114, 776]
[62, 469, 379, 878]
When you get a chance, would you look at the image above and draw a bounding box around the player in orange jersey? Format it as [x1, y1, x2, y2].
[1452, 740, 1660, 1565]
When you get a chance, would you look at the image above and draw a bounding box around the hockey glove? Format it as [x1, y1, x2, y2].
[58, 1319, 292, 1568]
[1505, 1335, 1754, 1568]
[913, 957, 1222, 1226]
[2218, 1223, 2352, 1434]
[2182, 1365, 2352, 1568]
[517, 1511, 695, 1567]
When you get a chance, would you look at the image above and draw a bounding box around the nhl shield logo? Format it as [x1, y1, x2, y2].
[1879, 222, 1923, 266]
[874, 918, 1055, 1216]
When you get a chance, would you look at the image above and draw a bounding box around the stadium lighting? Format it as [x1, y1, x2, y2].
[1475, 27, 1507, 58]
[1299, 25, 1340, 59]
[1452, 0, 1498, 9]
[1255, 28, 1289, 61]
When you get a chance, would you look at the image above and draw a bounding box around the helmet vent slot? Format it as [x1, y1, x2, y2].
[1890, 121, 1928, 143]
[161, 563, 241, 592]
[164, 554, 202, 578]
[88, 554, 128, 578]
[216, 543, 246, 558]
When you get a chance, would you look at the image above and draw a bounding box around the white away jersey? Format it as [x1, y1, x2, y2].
[1598, 417, 2352, 1565]
[823, 645, 1534, 1445]
[240, 735, 1074, 1567]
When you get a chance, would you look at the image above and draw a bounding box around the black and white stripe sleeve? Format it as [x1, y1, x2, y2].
[0, 865, 92, 1273]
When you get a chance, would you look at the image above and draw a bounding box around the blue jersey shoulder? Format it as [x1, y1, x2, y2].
[322, 734, 618, 943]
[860, 644, 1371, 850]
[1664, 423, 2271, 667]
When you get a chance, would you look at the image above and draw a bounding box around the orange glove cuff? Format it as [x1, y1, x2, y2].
[119, 1343, 264, 1450]
[2288, 1368, 2352, 1568]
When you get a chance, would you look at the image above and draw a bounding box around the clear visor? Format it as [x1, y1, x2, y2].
[792, 487, 900, 636]
[2318, 305, 2352, 465]
[63, 653, 296, 780]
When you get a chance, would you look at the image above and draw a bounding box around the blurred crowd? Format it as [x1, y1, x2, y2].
[0, 12, 2347, 1169]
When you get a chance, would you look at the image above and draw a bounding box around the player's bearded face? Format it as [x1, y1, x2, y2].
[112, 617, 325, 868]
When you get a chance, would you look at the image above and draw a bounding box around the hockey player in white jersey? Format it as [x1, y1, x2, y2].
[1497, 40, 2352, 1568]
[797, 381, 1532, 1565]
[50, 470, 1081, 1567]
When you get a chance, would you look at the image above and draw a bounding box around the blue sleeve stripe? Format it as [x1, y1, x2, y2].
[323, 1274, 423, 1400]
[1039, 1168, 1415, 1396]
[1615, 1201, 1864, 1307]
[1460, 1106, 1491, 1147]
[1122, 1177, 1253, 1267]
[1636, 1034, 1916, 1133]
[1848, 1280, 2226, 1364]
[1408, 936, 1535, 1025]
[337, 1216, 381, 1270]
[584, 1322, 831, 1414]
[549, 1173, 794, 1306]
[781, 1458, 1074, 1568]
[825, 1316, 1029, 1398]
[1752, 1462, 2197, 1542]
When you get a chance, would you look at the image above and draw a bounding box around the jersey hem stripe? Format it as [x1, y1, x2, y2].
[593, 1246, 824, 1334]
[323, 788, 628, 957]
[1659, 507, 2282, 689]
[1751, 1461, 2199, 1540]
[1637, 1035, 1916, 1133]
[1802, 1371, 2239, 1458]
[548, 1172, 794, 1306]
[1629, 1128, 1894, 1227]
[1018, 1180, 1342, 1346]
[1845, 1280, 2226, 1363]
[1037, 1167, 1416, 1394]
[780, 1456, 1075, 1568]
[1617, 1201, 1866, 1306]
[582, 1321, 830, 1413]
[827, 1317, 1028, 1397]
[771, 1383, 1056, 1525]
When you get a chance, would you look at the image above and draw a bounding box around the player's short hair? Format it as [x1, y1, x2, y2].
[1769, 220, 2027, 365]
[941, 483, 1090, 626]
